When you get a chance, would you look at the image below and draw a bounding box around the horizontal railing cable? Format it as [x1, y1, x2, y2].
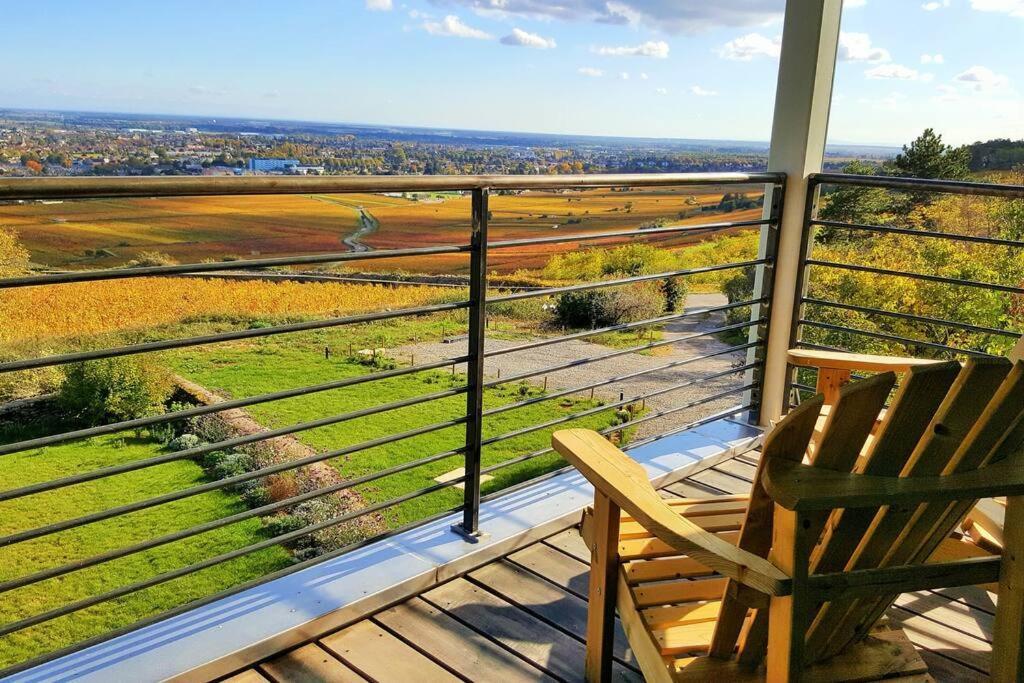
[802, 298, 1021, 339]
[0, 415, 468, 547]
[0, 477, 468, 639]
[489, 259, 767, 303]
[0, 444, 467, 594]
[811, 172, 1024, 198]
[486, 218, 768, 249]
[483, 341, 759, 417]
[798, 319, 995, 358]
[0, 300, 470, 374]
[0, 245, 474, 290]
[480, 363, 760, 449]
[810, 219, 1024, 249]
[805, 259, 1024, 295]
[0, 355, 470, 456]
[483, 298, 762, 358]
[484, 319, 763, 389]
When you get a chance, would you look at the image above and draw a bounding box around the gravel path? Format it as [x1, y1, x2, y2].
[394, 293, 754, 440]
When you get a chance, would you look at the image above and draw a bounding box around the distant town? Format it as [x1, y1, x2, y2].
[0, 109, 900, 179]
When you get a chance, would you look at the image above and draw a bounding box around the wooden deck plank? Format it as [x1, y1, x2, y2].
[319, 620, 460, 682]
[259, 644, 365, 683]
[423, 577, 642, 682]
[374, 597, 555, 682]
[507, 541, 591, 600]
[470, 559, 639, 670]
[234, 455, 999, 683]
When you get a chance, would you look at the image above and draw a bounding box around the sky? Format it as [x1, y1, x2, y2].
[3, 0, 1023, 146]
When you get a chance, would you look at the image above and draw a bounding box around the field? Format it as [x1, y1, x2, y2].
[0, 277, 461, 352]
[1, 187, 763, 274]
[0, 425, 291, 669]
[169, 331, 623, 526]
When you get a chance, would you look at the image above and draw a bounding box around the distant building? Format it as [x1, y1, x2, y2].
[247, 158, 299, 173]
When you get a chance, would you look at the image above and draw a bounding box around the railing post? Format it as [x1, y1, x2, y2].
[782, 177, 821, 407]
[453, 186, 489, 541]
[746, 179, 786, 424]
[757, 0, 842, 426]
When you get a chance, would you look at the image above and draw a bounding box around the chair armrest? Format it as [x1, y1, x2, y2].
[787, 348, 940, 373]
[763, 455, 1024, 512]
[552, 429, 791, 597]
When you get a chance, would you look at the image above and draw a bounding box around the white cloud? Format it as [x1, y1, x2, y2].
[921, 0, 951, 9]
[865, 64, 922, 80]
[690, 85, 718, 96]
[365, 0, 393, 9]
[954, 65, 1010, 91]
[594, 41, 670, 59]
[655, 87, 669, 95]
[619, 72, 631, 80]
[423, 15, 493, 39]
[969, 0, 1024, 16]
[920, 53, 944, 64]
[430, 0, 783, 34]
[578, 66, 604, 77]
[500, 28, 556, 49]
[717, 33, 780, 61]
[838, 32, 890, 62]
[639, 72, 649, 80]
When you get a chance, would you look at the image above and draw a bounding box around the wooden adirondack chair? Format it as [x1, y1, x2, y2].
[553, 356, 1024, 682]
[789, 334, 1024, 550]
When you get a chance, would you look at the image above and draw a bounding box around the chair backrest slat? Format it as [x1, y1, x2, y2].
[804, 357, 1014, 662]
[809, 361, 961, 576]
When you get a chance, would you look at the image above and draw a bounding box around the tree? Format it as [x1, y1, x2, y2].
[0, 227, 29, 277]
[887, 128, 971, 181]
[817, 160, 892, 240]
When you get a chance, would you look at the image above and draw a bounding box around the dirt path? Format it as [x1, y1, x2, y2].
[395, 293, 753, 440]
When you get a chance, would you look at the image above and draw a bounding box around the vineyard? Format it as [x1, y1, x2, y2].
[0, 187, 762, 274]
[0, 277, 461, 350]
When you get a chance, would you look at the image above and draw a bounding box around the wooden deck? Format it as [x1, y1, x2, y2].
[223, 452, 995, 682]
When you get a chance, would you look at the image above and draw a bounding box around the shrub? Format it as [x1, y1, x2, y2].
[168, 433, 202, 451]
[262, 514, 307, 538]
[555, 283, 665, 328]
[58, 357, 173, 425]
[209, 452, 252, 481]
[126, 251, 178, 268]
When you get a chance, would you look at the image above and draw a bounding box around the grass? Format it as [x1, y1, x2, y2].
[169, 328, 626, 527]
[0, 423, 291, 670]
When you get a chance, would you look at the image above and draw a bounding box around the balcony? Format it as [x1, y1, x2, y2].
[0, 167, 1019, 682]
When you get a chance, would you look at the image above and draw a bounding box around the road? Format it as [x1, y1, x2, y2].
[394, 293, 753, 440]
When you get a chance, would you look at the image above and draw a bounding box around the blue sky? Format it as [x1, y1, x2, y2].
[3, 0, 1023, 146]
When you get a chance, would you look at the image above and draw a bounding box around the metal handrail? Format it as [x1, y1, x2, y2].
[785, 172, 1024, 404]
[0, 171, 782, 673]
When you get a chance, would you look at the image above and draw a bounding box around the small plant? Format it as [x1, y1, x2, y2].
[58, 357, 173, 425]
[168, 433, 202, 451]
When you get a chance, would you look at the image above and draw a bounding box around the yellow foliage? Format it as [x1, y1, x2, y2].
[0, 277, 459, 348]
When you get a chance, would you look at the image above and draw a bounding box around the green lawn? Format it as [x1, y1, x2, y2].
[0, 320, 625, 670]
[0, 425, 291, 670]
[170, 329, 623, 526]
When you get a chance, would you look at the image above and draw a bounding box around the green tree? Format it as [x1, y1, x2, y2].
[59, 357, 173, 425]
[887, 128, 971, 181]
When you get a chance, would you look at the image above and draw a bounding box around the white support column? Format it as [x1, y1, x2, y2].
[758, 0, 843, 425]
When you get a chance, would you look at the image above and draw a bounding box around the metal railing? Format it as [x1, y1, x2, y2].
[0, 171, 784, 673]
[786, 172, 1024, 402]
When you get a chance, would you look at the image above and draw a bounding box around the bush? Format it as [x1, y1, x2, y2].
[126, 251, 178, 268]
[555, 283, 665, 328]
[58, 357, 173, 425]
[262, 514, 307, 538]
[168, 433, 202, 451]
[209, 452, 252, 481]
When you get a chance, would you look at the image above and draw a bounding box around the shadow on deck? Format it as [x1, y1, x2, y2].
[226, 451, 995, 683]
